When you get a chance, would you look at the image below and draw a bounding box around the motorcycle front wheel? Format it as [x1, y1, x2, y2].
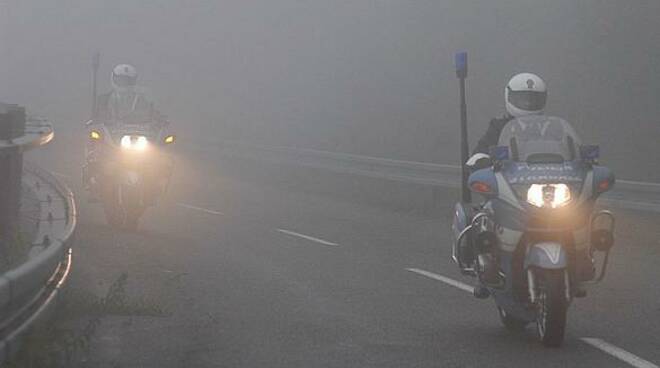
[123, 205, 143, 231]
[103, 202, 124, 228]
[119, 183, 144, 231]
[535, 269, 568, 347]
[103, 184, 143, 231]
[102, 185, 125, 228]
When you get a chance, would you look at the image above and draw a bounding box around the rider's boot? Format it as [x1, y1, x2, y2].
[477, 253, 501, 286]
[473, 284, 490, 299]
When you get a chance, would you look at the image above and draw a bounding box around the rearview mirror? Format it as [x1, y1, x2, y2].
[466, 153, 492, 170]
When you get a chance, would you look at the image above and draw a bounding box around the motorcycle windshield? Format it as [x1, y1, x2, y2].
[108, 89, 154, 123]
[498, 115, 582, 163]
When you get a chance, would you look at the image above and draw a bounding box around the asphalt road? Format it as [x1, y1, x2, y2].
[25, 130, 660, 368]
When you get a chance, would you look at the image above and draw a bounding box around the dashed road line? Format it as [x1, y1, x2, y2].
[405, 268, 474, 293]
[581, 338, 659, 368]
[407, 267, 659, 367]
[177, 203, 225, 216]
[276, 229, 339, 246]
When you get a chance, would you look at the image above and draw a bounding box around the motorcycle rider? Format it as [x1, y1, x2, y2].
[467, 73, 547, 169]
[84, 64, 169, 196]
[95, 64, 155, 121]
[467, 73, 547, 297]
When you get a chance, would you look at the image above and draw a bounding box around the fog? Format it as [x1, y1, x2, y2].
[1, 1, 659, 180]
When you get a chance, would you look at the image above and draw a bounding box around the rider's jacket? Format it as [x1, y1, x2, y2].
[88, 89, 160, 164]
[472, 114, 514, 155]
[95, 89, 154, 122]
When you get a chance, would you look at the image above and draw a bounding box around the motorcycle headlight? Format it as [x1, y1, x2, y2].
[120, 135, 149, 151]
[527, 183, 571, 208]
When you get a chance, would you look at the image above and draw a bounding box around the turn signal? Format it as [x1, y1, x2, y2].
[471, 181, 492, 194]
[597, 180, 611, 193]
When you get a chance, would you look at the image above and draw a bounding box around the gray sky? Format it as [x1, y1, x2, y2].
[1, 0, 659, 179]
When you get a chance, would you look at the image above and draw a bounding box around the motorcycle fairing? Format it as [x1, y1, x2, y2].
[468, 168, 499, 196]
[491, 199, 527, 231]
[452, 202, 471, 237]
[502, 161, 585, 186]
[524, 242, 568, 270]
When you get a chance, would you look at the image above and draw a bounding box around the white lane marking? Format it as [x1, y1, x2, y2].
[406, 269, 659, 367]
[177, 203, 225, 216]
[276, 229, 339, 246]
[581, 338, 659, 368]
[618, 179, 660, 188]
[405, 268, 474, 293]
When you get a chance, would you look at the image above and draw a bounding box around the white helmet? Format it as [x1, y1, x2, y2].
[505, 73, 547, 118]
[111, 64, 138, 91]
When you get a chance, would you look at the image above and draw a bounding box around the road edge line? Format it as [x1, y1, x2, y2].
[581, 338, 659, 368]
[405, 268, 474, 294]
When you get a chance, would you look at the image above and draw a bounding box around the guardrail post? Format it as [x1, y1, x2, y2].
[0, 103, 26, 245]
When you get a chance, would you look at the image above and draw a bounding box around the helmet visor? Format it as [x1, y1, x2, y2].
[508, 89, 547, 112]
[113, 74, 137, 88]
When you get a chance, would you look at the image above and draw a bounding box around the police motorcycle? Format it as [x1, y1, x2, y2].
[450, 53, 615, 347]
[85, 117, 175, 230]
[83, 55, 175, 230]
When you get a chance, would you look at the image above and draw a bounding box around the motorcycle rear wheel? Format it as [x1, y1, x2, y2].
[535, 269, 568, 347]
[103, 184, 144, 231]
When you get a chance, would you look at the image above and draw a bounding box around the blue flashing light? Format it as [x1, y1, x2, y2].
[455, 52, 468, 75]
[490, 145, 510, 161]
[580, 145, 600, 161]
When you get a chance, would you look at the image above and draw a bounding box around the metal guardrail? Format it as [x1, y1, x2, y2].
[219, 141, 660, 213]
[0, 117, 54, 152]
[0, 113, 76, 363]
[220, 142, 460, 187]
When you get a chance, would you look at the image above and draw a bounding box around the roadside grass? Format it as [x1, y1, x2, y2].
[5, 273, 167, 368]
[0, 231, 31, 273]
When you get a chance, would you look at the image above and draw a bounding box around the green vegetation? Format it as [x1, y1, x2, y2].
[0, 231, 31, 272]
[5, 273, 167, 368]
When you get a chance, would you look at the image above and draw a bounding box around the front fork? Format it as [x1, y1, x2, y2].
[527, 268, 571, 304]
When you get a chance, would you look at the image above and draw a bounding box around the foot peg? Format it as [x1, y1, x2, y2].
[477, 253, 503, 287]
[473, 285, 490, 299]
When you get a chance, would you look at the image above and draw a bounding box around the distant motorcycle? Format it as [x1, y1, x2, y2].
[452, 115, 615, 346]
[85, 119, 175, 230]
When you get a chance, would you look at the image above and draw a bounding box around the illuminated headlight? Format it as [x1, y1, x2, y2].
[120, 135, 149, 151]
[527, 184, 571, 208]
